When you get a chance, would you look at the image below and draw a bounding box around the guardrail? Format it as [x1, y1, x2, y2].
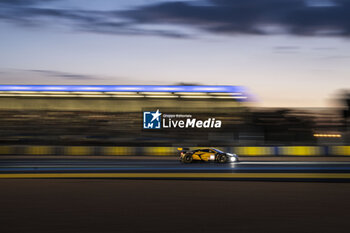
[1, 145, 350, 156]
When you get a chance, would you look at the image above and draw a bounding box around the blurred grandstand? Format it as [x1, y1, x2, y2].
[0, 85, 346, 146]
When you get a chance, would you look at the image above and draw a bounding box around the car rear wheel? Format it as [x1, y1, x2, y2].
[217, 154, 228, 163]
[182, 154, 193, 163]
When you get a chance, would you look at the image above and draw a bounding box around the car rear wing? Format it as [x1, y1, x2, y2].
[177, 147, 190, 152]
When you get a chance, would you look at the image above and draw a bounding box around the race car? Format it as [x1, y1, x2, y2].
[178, 148, 239, 163]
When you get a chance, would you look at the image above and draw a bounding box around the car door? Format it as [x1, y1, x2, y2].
[208, 149, 217, 161]
[199, 149, 212, 161]
[192, 150, 202, 160]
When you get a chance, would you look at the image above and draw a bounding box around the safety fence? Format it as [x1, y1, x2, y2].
[1, 145, 350, 156]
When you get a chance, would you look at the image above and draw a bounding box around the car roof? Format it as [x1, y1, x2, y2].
[192, 148, 213, 151]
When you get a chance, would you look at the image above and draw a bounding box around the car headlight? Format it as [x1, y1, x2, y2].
[230, 157, 237, 162]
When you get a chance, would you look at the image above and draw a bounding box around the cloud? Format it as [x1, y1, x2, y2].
[272, 46, 300, 54]
[321, 55, 350, 59]
[1, 0, 350, 38]
[273, 46, 300, 50]
[312, 47, 337, 50]
[0, 0, 191, 38]
[121, 0, 350, 36]
[0, 68, 168, 85]
[29, 70, 99, 80]
[0, 0, 45, 4]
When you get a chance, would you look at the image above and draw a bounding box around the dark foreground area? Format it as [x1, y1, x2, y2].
[0, 179, 350, 233]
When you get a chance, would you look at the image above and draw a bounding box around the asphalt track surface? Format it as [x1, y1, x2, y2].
[1, 179, 350, 233]
[1, 156, 350, 181]
[1, 156, 350, 233]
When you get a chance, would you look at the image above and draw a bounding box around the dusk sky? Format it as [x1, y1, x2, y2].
[1, 0, 350, 107]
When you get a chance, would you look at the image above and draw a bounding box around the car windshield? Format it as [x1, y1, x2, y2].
[211, 148, 224, 153]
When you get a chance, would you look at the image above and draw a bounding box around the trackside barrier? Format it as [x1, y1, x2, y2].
[0, 146, 12, 155]
[330, 146, 350, 156]
[1, 146, 350, 156]
[233, 147, 275, 156]
[278, 146, 323, 156]
[26, 146, 52, 155]
[64, 146, 92, 156]
[144, 147, 177, 156]
[104, 147, 135, 156]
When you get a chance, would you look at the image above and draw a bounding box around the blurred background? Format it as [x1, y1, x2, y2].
[0, 85, 348, 147]
[1, 0, 350, 148]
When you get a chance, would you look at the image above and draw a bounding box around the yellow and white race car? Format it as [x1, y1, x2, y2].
[179, 148, 239, 164]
